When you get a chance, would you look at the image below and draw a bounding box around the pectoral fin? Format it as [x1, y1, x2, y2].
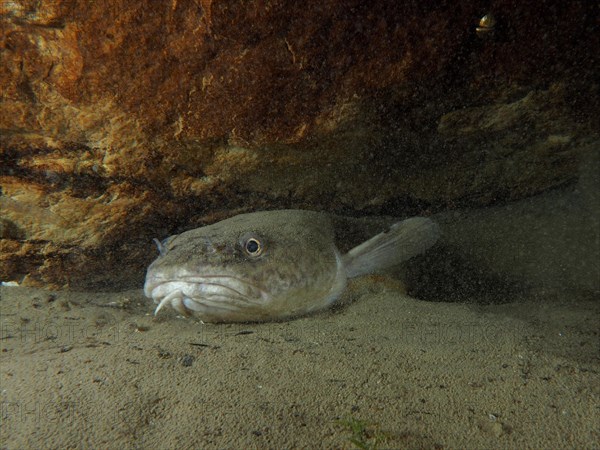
[342, 217, 440, 278]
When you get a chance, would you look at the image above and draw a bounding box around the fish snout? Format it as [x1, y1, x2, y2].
[143, 269, 165, 298]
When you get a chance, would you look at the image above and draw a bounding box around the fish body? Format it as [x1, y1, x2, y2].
[144, 210, 439, 323]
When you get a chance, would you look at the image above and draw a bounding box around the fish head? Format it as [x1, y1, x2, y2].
[144, 210, 346, 322]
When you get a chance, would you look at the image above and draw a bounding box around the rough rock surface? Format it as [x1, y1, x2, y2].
[0, 0, 598, 288]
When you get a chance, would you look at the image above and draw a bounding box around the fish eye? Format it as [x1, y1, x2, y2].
[240, 233, 264, 257]
[245, 238, 262, 256]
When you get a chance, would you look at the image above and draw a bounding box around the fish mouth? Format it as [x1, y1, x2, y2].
[144, 273, 270, 318]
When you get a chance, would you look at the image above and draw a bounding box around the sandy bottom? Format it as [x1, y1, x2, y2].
[1, 280, 598, 449]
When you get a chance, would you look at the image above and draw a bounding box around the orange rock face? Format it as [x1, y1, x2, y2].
[0, 0, 597, 288]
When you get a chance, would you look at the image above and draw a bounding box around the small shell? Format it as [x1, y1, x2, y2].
[476, 13, 496, 35]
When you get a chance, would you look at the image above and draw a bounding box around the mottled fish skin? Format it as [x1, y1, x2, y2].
[144, 210, 439, 323]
